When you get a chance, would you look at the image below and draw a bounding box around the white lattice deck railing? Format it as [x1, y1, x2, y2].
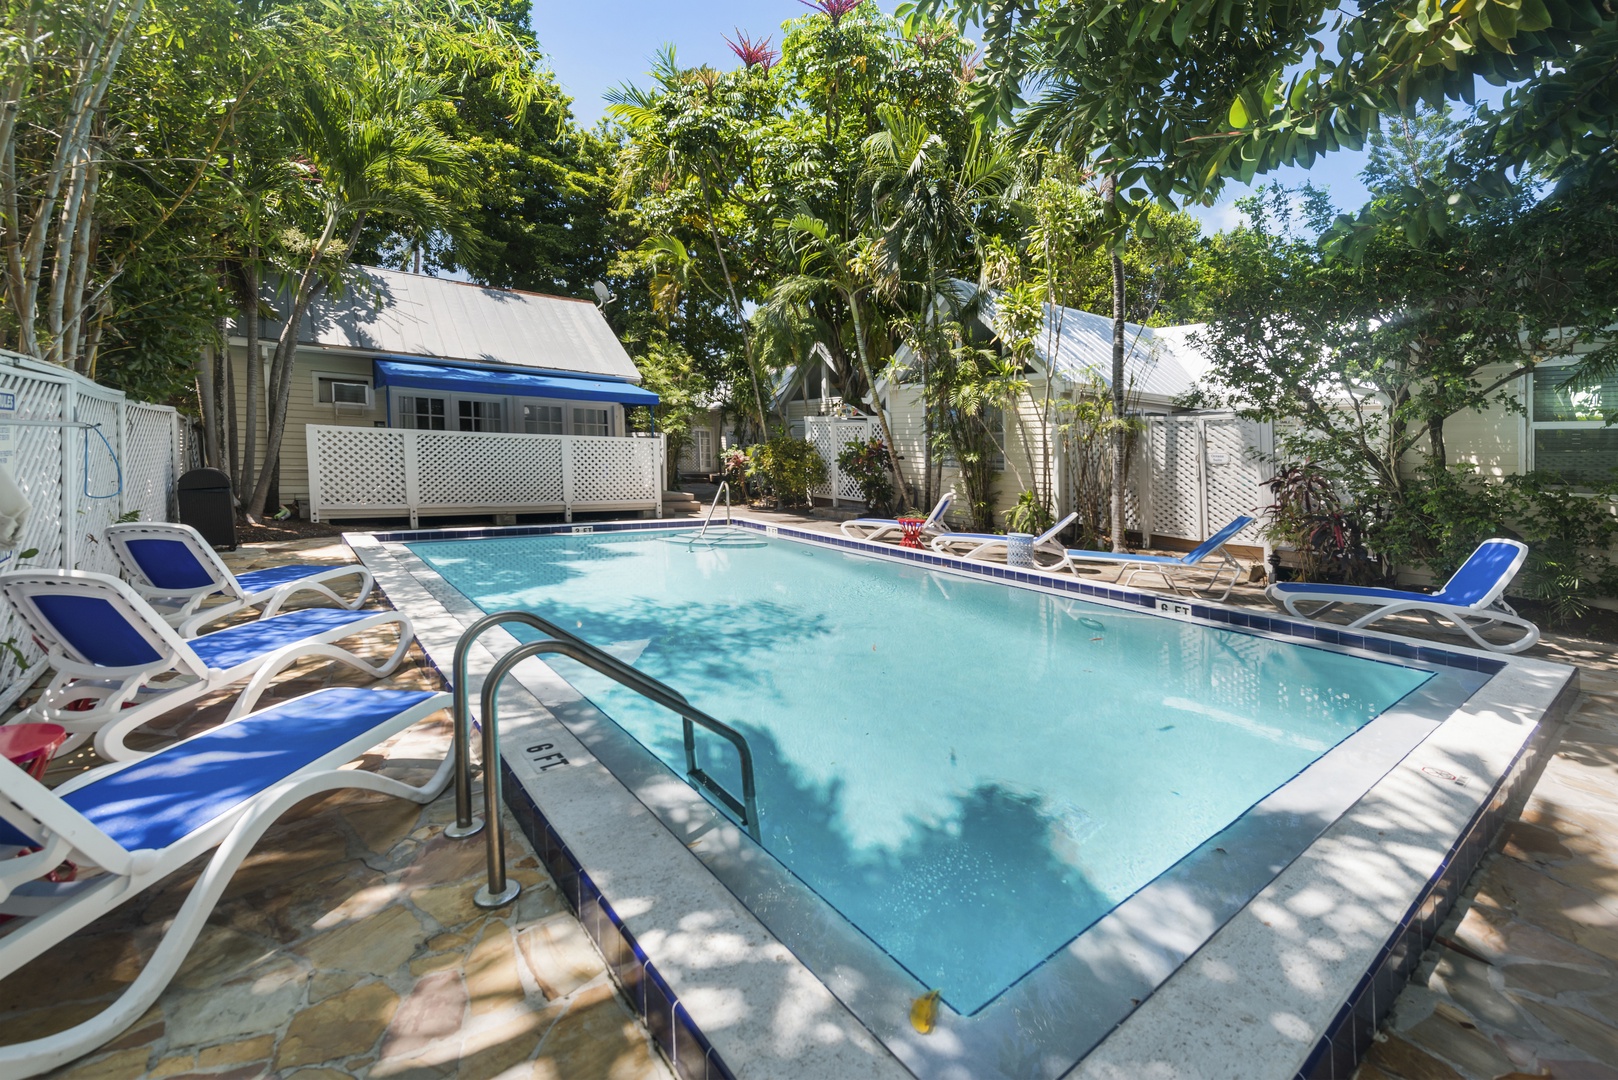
[306, 424, 666, 527]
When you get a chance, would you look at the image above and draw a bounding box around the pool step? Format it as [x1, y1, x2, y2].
[663, 491, 703, 515]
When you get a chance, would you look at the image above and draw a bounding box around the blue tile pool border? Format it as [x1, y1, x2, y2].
[499, 756, 737, 1080]
[366, 517, 1561, 1079]
[1291, 671, 1577, 1080]
[375, 516, 1507, 676]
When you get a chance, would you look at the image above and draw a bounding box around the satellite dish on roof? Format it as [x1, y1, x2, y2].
[592, 280, 616, 309]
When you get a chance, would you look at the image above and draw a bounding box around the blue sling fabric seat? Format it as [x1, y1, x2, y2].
[1059, 516, 1256, 601]
[1268, 538, 1538, 654]
[0, 682, 454, 1078]
[0, 570, 417, 761]
[106, 522, 373, 637]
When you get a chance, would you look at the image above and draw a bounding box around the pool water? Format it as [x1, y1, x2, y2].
[411, 529, 1433, 1013]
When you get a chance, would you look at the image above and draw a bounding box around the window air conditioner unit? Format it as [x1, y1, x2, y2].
[330, 381, 370, 406]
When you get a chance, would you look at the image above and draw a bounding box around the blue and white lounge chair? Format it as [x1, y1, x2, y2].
[106, 522, 372, 636]
[931, 512, 1078, 568]
[0, 657, 452, 1078]
[1267, 538, 1539, 654]
[0, 570, 416, 761]
[840, 491, 956, 544]
[1059, 516, 1256, 601]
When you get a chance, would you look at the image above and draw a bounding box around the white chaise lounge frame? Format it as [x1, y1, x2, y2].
[839, 491, 956, 544]
[0, 651, 453, 1078]
[0, 570, 414, 760]
[106, 522, 373, 636]
[1267, 538, 1540, 654]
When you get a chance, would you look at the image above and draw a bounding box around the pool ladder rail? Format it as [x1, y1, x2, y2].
[697, 480, 731, 539]
[445, 610, 762, 909]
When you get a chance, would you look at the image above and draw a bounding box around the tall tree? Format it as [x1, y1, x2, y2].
[904, 0, 1303, 547]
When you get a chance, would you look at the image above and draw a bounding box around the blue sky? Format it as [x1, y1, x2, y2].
[528, 0, 1374, 231]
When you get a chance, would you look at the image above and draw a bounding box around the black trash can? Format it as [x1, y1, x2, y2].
[176, 468, 237, 550]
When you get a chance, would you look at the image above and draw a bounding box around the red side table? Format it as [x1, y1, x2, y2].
[0, 723, 68, 780]
[897, 516, 925, 549]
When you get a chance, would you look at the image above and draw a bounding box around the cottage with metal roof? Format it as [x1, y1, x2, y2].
[227, 266, 665, 524]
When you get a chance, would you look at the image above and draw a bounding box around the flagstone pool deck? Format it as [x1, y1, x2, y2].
[2, 517, 1615, 1080]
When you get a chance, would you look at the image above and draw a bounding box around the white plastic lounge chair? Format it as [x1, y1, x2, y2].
[106, 522, 373, 636]
[1267, 537, 1539, 654]
[931, 512, 1078, 568]
[1059, 516, 1256, 601]
[0, 570, 415, 761]
[839, 491, 956, 544]
[0, 655, 453, 1078]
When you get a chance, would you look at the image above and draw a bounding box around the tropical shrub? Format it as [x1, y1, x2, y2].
[747, 436, 828, 508]
[836, 437, 895, 516]
[1003, 490, 1055, 536]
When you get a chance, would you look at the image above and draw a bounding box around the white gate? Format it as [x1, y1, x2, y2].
[805, 415, 877, 506]
[0, 350, 185, 711]
[306, 425, 666, 527]
[1137, 412, 1271, 548]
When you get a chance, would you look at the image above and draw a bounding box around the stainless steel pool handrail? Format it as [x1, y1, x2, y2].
[446, 610, 597, 842]
[697, 481, 731, 539]
[447, 611, 763, 909]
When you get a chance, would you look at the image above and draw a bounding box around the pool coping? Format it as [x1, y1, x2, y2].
[348, 518, 1578, 1080]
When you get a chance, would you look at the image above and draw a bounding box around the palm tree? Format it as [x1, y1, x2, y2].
[244, 54, 473, 518]
[606, 51, 771, 436]
[862, 106, 1011, 507]
[773, 211, 912, 507]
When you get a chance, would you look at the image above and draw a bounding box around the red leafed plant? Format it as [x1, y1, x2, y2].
[800, 0, 864, 26]
[724, 29, 778, 71]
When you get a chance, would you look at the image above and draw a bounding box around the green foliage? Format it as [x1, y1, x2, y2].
[1371, 465, 1618, 623]
[623, 329, 711, 487]
[1004, 489, 1054, 536]
[836, 436, 895, 516]
[747, 436, 828, 507]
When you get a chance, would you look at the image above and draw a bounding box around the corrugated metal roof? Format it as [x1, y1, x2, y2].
[245, 265, 642, 382]
[969, 285, 1206, 402]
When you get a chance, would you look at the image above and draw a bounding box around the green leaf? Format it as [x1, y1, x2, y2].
[1228, 96, 1249, 128]
[1517, 0, 1552, 29]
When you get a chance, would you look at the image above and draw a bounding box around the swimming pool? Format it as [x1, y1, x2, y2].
[412, 529, 1432, 1012]
[360, 518, 1572, 1075]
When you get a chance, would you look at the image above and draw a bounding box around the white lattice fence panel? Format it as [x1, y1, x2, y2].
[311, 426, 409, 513]
[1203, 417, 1266, 543]
[804, 418, 840, 499]
[571, 437, 654, 504]
[416, 432, 566, 508]
[805, 416, 875, 501]
[122, 404, 179, 522]
[0, 367, 66, 703]
[1148, 419, 1204, 541]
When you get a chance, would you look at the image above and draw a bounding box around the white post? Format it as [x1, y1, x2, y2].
[561, 435, 575, 523]
[60, 378, 78, 570]
[305, 427, 324, 524]
[402, 430, 422, 529]
[655, 435, 665, 517]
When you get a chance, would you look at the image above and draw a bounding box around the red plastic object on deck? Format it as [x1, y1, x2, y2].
[897, 516, 925, 549]
[0, 722, 68, 780]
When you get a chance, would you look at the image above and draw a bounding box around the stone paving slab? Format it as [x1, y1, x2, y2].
[0, 540, 672, 1080]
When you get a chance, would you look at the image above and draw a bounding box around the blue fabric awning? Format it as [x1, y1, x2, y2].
[373, 358, 658, 406]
